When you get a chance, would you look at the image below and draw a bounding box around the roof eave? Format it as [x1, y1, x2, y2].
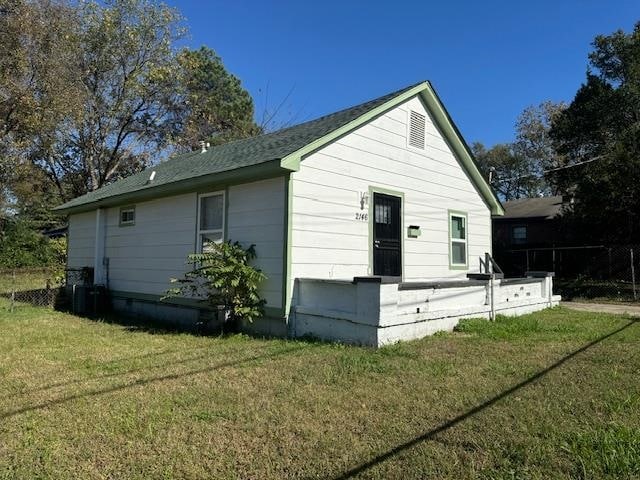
[56, 81, 504, 217]
[419, 82, 504, 216]
[280, 81, 432, 172]
[54, 159, 290, 215]
[280, 81, 504, 216]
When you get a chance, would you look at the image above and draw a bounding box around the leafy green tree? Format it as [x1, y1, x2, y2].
[174, 47, 261, 151]
[550, 22, 640, 243]
[41, 0, 187, 198]
[472, 142, 542, 200]
[0, 217, 65, 267]
[472, 102, 566, 200]
[0, 0, 82, 213]
[514, 101, 566, 195]
[166, 241, 267, 331]
[1, 0, 260, 214]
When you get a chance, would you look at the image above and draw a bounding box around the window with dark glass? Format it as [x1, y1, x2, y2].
[198, 192, 225, 253]
[119, 207, 135, 226]
[449, 213, 468, 267]
[512, 225, 527, 244]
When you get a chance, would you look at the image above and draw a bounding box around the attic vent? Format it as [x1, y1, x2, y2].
[408, 110, 426, 149]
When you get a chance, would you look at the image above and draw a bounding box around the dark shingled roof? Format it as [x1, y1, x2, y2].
[55, 82, 424, 211]
[500, 195, 563, 220]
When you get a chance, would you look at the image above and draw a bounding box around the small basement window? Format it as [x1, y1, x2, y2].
[119, 206, 135, 226]
[197, 191, 225, 253]
[449, 211, 468, 268]
[512, 225, 527, 244]
[408, 110, 426, 149]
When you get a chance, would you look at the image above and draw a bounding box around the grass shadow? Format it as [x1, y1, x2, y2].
[6, 346, 234, 398]
[332, 318, 639, 479]
[0, 343, 311, 421]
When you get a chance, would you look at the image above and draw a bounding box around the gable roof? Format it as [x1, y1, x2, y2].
[499, 195, 563, 220]
[55, 81, 504, 215]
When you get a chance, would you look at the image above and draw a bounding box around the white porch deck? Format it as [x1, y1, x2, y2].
[290, 273, 560, 347]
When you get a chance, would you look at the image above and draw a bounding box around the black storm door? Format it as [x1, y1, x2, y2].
[373, 192, 402, 277]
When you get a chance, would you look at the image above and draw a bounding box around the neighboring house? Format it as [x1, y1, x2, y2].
[42, 225, 68, 239]
[492, 195, 565, 276]
[493, 195, 564, 250]
[56, 81, 559, 345]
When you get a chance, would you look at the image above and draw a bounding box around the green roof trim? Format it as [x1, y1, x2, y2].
[421, 83, 504, 215]
[54, 81, 503, 216]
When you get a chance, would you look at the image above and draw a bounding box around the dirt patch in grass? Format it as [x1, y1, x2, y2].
[0, 306, 639, 479]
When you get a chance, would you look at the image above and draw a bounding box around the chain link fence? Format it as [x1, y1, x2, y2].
[1, 266, 110, 314]
[0, 267, 66, 311]
[495, 245, 639, 302]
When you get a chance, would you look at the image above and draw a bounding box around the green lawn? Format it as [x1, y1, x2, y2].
[0, 268, 59, 294]
[0, 304, 639, 479]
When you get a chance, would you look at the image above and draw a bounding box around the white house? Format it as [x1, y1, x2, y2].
[56, 81, 559, 346]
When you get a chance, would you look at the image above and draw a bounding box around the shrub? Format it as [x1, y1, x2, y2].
[0, 218, 66, 268]
[165, 241, 267, 329]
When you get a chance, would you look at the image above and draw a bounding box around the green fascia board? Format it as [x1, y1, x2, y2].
[55, 81, 502, 217]
[422, 83, 504, 216]
[281, 173, 293, 318]
[55, 160, 287, 214]
[279, 82, 430, 171]
[280, 81, 504, 216]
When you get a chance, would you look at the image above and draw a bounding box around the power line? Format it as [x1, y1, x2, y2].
[491, 155, 606, 184]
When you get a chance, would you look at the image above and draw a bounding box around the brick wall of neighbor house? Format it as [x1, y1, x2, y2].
[66, 177, 285, 311]
[289, 94, 492, 289]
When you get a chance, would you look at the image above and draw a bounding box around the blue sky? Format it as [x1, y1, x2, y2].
[168, 0, 638, 147]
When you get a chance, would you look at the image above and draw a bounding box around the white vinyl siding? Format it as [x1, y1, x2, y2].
[66, 177, 285, 311]
[290, 95, 492, 285]
[226, 177, 285, 310]
[67, 211, 96, 269]
[104, 192, 198, 295]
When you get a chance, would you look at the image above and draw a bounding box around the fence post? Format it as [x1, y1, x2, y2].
[490, 275, 496, 321]
[10, 269, 15, 313]
[485, 252, 496, 321]
[631, 248, 637, 301]
[46, 278, 52, 307]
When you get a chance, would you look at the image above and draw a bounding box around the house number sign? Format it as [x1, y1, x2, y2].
[355, 191, 369, 221]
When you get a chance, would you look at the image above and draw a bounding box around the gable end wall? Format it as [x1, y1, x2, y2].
[289, 95, 492, 287]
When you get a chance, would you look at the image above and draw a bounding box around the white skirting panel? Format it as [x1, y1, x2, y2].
[290, 275, 560, 347]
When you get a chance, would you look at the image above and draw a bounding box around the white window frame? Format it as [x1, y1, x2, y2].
[196, 191, 226, 253]
[119, 206, 135, 227]
[448, 211, 468, 269]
